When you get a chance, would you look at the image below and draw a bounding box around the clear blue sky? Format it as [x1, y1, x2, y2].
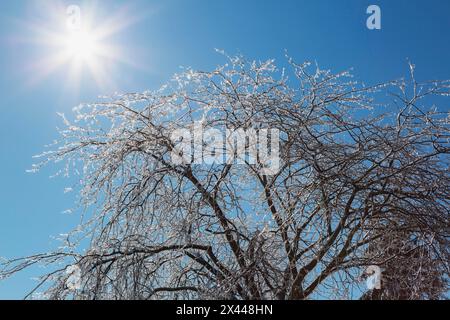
[0, 0, 449, 299]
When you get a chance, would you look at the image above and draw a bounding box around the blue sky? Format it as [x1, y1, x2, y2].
[0, 0, 449, 299]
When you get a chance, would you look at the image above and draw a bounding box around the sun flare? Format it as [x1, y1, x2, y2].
[22, 3, 139, 90]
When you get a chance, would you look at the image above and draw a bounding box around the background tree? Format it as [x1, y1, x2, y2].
[1, 54, 449, 300]
[361, 225, 448, 300]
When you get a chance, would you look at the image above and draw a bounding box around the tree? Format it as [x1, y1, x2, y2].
[1, 53, 449, 300]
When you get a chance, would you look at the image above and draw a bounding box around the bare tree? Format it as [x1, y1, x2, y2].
[1, 53, 449, 300]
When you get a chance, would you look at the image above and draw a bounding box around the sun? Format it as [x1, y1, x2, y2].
[47, 23, 115, 89]
[65, 30, 98, 61]
[22, 3, 140, 90]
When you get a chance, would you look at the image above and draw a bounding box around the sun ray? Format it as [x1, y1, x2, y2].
[19, 1, 140, 91]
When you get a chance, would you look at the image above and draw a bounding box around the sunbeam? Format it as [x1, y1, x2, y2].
[19, 1, 140, 91]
